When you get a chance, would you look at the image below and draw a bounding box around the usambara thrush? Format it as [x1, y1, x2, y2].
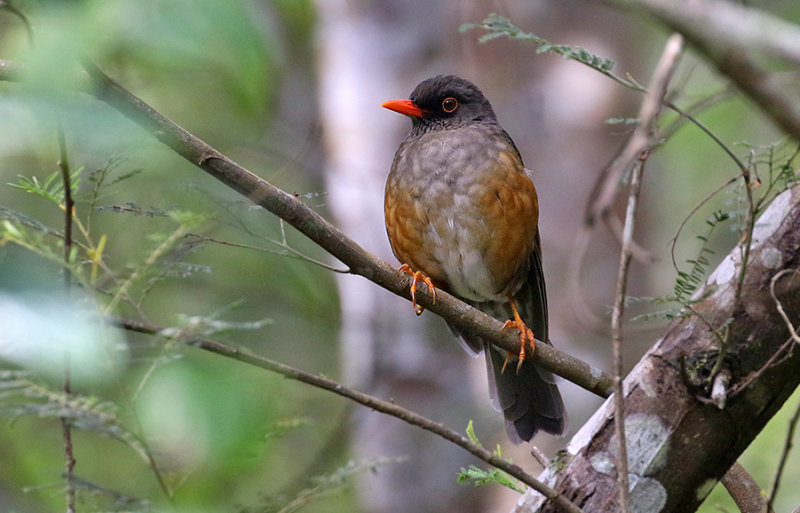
[382, 74, 566, 442]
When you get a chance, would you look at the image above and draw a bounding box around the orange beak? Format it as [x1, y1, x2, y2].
[381, 99, 425, 118]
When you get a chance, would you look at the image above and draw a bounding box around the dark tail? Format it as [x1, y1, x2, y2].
[447, 235, 566, 442]
[485, 344, 566, 442]
[447, 324, 566, 442]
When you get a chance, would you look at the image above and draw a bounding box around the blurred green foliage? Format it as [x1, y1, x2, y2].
[0, 1, 364, 512]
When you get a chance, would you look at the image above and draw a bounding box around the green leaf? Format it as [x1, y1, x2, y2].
[457, 422, 524, 493]
[461, 13, 616, 74]
[8, 167, 82, 205]
[465, 419, 483, 447]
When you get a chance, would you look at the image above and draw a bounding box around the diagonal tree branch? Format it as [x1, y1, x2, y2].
[0, 57, 612, 399]
[605, 0, 800, 67]
[603, 0, 800, 144]
[768, 398, 800, 511]
[113, 317, 585, 513]
[56, 119, 77, 513]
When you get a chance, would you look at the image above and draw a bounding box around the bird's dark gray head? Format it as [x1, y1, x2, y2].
[382, 74, 497, 134]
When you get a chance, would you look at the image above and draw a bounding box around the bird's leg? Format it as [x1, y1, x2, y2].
[501, 297, 536, 374]
[397, 264, 436, 316]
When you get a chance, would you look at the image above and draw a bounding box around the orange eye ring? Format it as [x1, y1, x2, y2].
[441, 97, 458, 113]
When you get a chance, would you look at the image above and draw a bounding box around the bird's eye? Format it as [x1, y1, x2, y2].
[441, 97, 458, 113]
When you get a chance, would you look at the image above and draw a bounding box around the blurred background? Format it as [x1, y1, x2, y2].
[0, 1, 798, 512]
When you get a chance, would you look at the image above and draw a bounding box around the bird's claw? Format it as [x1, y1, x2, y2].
[397, 264, 436, 315]
[500, 299, 536, 374]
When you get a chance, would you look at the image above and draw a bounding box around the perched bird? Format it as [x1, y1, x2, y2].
[382, 74, 566, 442]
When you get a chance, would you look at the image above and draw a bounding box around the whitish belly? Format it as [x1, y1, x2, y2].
[425, 203, 503, 302]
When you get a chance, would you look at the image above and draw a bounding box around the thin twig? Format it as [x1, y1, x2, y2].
[57, 123, 74, 289]
[770, 269, 800, 345]
[56, 121, 77, 513]
[768, 399, 800, 511]
[759, 142, 800, 203]
[657, 85, 737, 143]
[609, 33, 684, 512]
[663, 101, 748, 173]
[184, 233, 351, 274]
[113, 317, 586, 513]
[610, 158, 644, 512]
[710, 151, 759, 379]
[729, 337, 795, 398]
[734, 152, 757, 307]
[668, 176, 739, 274]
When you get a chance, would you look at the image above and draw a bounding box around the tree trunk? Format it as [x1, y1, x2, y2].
[515, 185, 800, 512]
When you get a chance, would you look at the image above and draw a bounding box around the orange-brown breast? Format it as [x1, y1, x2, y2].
[384, 178, 448, 287]
[476, 151, 539, 295]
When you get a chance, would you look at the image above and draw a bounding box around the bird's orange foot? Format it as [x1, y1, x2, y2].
[500, 299, 536, 374]
[397, 264, 436, 316]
